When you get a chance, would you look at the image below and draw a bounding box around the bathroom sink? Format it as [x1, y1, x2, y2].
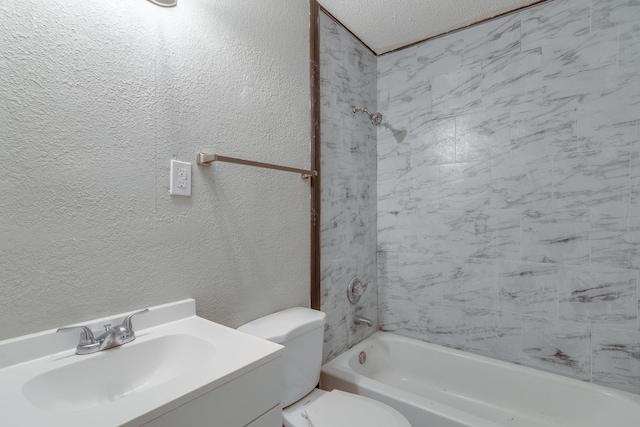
[0, 299, 283, 427]
[23, 334, 216, 413]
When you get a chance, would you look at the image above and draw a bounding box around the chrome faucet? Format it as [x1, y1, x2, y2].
[353, 315, 373, 327]
[57, 309, 149, 355]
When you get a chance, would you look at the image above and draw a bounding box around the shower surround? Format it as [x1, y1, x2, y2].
[319, 12, 378, 363]
[377, 0, 640, 394]
[319, 0, 640, 394]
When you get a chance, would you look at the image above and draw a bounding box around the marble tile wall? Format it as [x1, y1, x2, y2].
[319, 12, 378, 363]
[377, 0, 640, 394]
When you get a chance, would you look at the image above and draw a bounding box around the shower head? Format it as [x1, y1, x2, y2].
[352, 107, 383, 126]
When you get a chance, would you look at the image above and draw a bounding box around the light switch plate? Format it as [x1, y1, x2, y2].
[170, 160, 191, 196]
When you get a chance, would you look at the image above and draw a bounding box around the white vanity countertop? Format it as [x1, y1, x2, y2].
[0, 299, 283, 427]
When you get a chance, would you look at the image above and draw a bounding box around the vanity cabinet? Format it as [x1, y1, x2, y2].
[141, 358, 282, 427]
[245, 406, 281, 426]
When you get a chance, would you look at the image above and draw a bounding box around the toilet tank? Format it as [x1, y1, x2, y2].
[238, 307, 326, 408]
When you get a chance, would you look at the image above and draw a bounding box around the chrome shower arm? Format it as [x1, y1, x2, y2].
[352, 106, 383, 125]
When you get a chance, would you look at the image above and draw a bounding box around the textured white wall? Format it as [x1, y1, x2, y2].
[0, 0, 311, 340]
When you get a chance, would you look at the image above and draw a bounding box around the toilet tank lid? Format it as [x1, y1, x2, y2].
[238, 307, 326, 344]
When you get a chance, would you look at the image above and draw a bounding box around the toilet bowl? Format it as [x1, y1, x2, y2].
[238, 307, 411, 427]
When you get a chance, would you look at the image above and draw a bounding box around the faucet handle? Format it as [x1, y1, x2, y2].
[56, 325, 96, 345]
[122, 308, 149, 331]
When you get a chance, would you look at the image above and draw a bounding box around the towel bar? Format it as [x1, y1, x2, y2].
[196, 153, 318, 179]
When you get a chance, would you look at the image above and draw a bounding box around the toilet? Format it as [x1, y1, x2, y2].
[238, 307, 411, 427]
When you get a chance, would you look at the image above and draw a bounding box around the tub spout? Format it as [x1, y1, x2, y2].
[354, 315, 373, 327]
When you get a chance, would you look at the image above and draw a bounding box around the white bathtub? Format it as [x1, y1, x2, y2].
[320, 332, 640, 427]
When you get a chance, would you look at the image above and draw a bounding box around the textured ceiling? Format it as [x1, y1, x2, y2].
[319, 0, 544, 54]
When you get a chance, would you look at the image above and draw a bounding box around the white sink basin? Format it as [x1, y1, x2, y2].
[23, 334, 216, 413]
[0, 300, 282, 427]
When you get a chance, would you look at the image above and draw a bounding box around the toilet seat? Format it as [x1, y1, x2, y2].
[283, 389, 411, 427]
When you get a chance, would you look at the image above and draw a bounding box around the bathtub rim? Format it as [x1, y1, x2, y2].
[320, 331, 640, 427]
[323, 331, 640, 401]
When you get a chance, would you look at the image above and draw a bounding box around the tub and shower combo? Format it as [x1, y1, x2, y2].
[321, 332, 640, 427]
